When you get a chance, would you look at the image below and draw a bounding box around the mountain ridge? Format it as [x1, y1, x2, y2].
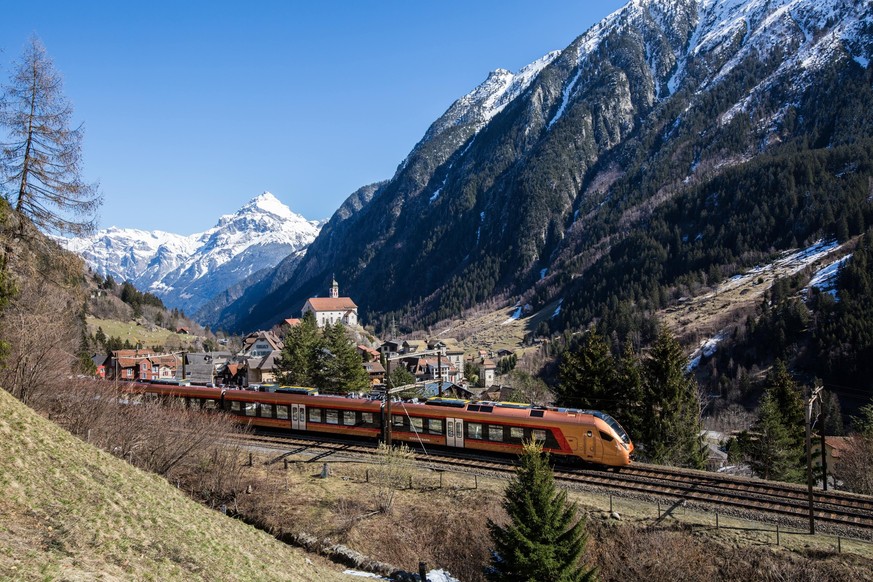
[61, 192, 323, 316]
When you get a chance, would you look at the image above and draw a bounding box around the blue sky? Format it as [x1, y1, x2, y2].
[1, 1, 626, 234]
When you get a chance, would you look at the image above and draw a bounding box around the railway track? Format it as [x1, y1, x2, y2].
[234, 430, 873, 536]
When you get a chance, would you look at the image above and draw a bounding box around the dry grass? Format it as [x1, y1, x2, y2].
[233, 451, 873, 582]
[0, 389, 349, 581]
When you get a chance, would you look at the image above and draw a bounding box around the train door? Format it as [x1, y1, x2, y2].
[291, 404, 307, 431]
[446, 417, 464, 448]
[566, 436, 579, 453]
[583, 429, 597, 460]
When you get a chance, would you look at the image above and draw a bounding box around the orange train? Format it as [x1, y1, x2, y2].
[127, 383, 633, 467]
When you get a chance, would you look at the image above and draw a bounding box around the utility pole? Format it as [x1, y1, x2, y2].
[820, 399, 828, 492]
[437, 350, 443, 397]
[385, 358, 392, 447]
[806, 385, 824, 535]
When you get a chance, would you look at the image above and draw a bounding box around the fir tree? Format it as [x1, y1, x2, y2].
[763, 360, 806, 472]
[317, 321, 369, 393]
[614, 338, 644, 440]
[487, 441, 596, 582]
[744, 392, 804, 482]
[388, 365, 416, 390]
[557, 330, 616, 410]
[642, 329, 706, 468]
[276, 311, 320, 386]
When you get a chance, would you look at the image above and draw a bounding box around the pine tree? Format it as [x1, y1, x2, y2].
[1, 37, 101, 238]
[318, 321, 369, 393]
[487, 441, 596, 582]
[557, 330, 616, 409]
[642, 329, 706, 468]
[276, 311, 320, 386]
[744, 392, 804, 482]
[764, 360, 806, 471]
[614, 338, 644, 440]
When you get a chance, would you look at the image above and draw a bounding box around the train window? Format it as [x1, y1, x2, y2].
[308, 408, 322, 423]
[259, 404, 275, 418]
[276, 405, 289, 420]
[392, 415, 405, 427]
[230, 401, 242, 414]
[467, 423, 483, 439]
[599, 431, 613, 442]
[245, 403, 257, 417]
[326, 410, 339, 424]
[531, 429, 547, 443]
[510, 427, 524, 440]
[202, 399, 217, 411]
[427, 418, 443, 435]
[409, 417, 423, 433]
[292, 407, 298, 421]
[342, 411, 356, 425]
[361, 412, 374, 424]
[488, 425, 504, 442]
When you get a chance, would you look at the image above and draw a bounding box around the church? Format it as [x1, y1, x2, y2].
[301, 278, 358, 327]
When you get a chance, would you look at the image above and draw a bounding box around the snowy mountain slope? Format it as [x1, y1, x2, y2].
[62, 192, 322, 315]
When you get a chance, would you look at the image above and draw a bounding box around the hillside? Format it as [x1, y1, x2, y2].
[218, 0, 873, 339]
[0, 389, 347, 580]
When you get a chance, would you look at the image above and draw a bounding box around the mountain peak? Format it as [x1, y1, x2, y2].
[241, 191, 296, 220]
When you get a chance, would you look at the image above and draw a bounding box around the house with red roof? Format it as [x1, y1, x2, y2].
[301, 278, 358, 327]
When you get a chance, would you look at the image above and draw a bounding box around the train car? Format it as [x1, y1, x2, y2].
[386, 398, 632, 466]
[125, 383, 632, 467]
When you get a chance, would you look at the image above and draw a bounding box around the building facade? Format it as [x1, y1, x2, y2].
[301, 279, 358, 327]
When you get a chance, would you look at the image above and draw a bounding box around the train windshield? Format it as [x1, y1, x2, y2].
[585, 410, 631, 448]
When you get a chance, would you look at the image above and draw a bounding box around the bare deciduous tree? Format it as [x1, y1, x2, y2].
[0, 277, 83, 404]
[1, 36, 101, 238]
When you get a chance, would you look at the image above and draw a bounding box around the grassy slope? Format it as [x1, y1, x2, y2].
[87, 316, 200, 350]
[0, 389, 348, 581]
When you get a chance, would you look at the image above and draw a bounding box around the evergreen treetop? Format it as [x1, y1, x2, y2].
[487, 441, 596, 582]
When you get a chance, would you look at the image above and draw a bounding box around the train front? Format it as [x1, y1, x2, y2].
[590, 410, 633, 466]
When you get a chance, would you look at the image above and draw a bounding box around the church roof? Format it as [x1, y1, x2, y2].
[305, 297, 358, 311]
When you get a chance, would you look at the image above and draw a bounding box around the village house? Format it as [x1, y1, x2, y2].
[378, 340, 402, 360]
[479, 358, 497, 387]
[466, 354, 497, 387]
[402, 339, 427, 354]
[91, 354, 108, 379]
[246, 350, 282, 385]
[217, 359, 246, 387]
[427, 339, 465, 382]
[363, 360, 386, 386]
[357, 344, 380, 361]
[139, 354, 179, 382]
[108, 349, 161, 382]
[301, 279, 358, 327]
[821, 436, 854, 485]
[243, 330, 283, 358]
[176, 352, 231, 385]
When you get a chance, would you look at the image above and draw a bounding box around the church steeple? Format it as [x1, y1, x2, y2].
[329, 276, 339, 298]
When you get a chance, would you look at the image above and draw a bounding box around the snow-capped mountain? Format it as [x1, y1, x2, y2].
[63, 192, 322, 316]
[214, 0, 873, 334]
[420, 51, 562, 145]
